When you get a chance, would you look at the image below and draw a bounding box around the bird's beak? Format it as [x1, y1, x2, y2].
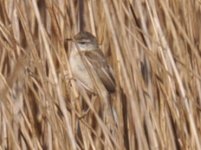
[64, 38, 73, 47]
[65, 38, 73, 42]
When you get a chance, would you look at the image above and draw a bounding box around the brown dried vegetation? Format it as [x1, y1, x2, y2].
[0, 0, 201, 150]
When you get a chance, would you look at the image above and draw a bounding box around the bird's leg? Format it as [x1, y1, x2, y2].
[64, 73, 76, 85]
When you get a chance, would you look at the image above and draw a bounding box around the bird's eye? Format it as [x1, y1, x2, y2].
[79, 42, 85, 44]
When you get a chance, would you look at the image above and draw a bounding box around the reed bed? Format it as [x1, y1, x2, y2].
[0, 0, 201, 149]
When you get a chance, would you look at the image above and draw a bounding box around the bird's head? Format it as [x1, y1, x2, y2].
[73, 31, 99, 51]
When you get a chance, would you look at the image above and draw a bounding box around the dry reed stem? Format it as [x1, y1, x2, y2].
[0, 0, 201, 149]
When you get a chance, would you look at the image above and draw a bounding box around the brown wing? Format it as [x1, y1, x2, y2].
[83, 50, 116, 93]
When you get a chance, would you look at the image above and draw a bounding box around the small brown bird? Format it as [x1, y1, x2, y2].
[69, 31, 115, 95]
[69, 31, 118, 126]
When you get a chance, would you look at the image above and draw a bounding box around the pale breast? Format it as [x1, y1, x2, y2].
[69, 51, 95, 93]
